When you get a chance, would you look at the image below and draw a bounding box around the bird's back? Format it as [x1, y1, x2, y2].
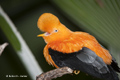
[48, 32, 112, 64]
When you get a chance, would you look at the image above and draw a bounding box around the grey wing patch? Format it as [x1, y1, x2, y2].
[76, 47, 109, 74]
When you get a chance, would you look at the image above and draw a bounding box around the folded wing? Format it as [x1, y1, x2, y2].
[49, 47, 119, 80]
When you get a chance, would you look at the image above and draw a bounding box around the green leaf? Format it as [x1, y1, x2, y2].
[0, 15, 21, 51]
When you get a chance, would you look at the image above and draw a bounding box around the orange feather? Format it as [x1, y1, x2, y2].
[37, 13, 112, 68]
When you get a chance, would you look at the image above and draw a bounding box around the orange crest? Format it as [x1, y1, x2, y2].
[37, 13, 60, 32]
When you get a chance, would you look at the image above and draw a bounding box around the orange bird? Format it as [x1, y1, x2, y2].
[37, 13, 120, 80]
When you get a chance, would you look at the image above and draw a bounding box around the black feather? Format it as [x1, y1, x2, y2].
[111, 60, 120, 73]
[49, 47, 119, 80]
[101, 44, 120, 73]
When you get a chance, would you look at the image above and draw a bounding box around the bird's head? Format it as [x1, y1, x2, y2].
[37, 13, 72, 43]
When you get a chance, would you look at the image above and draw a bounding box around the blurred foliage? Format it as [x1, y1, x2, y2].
[52, 0, 120, 50]
[0, 0, 120, 80]
[0, 31, 31, 80]
[0, 16, 21, 51]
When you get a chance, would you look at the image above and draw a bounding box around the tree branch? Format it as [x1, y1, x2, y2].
[0, 42, 8, 56]
[36, 67, 73, 80]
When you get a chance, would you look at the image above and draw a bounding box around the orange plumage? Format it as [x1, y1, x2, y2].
[37, 13, 120, 80]
[37, 13, 112, 67]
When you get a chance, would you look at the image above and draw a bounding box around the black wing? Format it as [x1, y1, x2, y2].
[49, 47, 119, 80]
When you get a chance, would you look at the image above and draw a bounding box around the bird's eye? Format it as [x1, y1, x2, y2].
[54, 30, 58, 32]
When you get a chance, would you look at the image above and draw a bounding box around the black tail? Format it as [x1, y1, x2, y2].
[111, 60, 120, 73]
[104, 59, 120, 80]
[106, 60, 120, 80]
[106, 65, 119, 80]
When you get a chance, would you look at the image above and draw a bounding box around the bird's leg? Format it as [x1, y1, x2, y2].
[73, 70, 80, 75]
